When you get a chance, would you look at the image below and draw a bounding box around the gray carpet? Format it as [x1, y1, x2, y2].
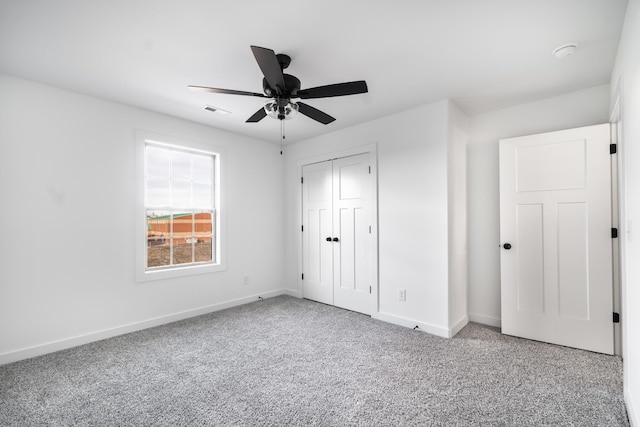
[0, 295, 628, 426]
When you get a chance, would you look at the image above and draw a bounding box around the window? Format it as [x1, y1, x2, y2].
[136, 131, 225, 282]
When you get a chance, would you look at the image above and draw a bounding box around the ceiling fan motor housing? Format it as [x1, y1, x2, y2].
[262, 74, 301, 98]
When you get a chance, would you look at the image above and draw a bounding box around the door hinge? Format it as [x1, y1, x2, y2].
[301, 274, 304, 280]
[610, 143, 617, 155]
[369, 286, 372, 294]
[613, 312, 620, 323]
[612, 228, 618, 238]
[301, 225, 304, 232]
[301, 177, 304, 184]
[369, 226, 372, 234]
[368, 166, 371, 174]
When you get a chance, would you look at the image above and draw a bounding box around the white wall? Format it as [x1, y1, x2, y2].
[0, 74, 286, 364]
[611, 0, 640, 423]
[284, 99, 467, 336]
[466, 85, 611, 326]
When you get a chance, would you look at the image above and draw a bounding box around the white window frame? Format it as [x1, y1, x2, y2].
[135, 130, 226, 282]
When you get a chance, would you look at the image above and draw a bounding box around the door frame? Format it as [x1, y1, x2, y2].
[296, 143, 379, 316]
[610, 79, 625, 357]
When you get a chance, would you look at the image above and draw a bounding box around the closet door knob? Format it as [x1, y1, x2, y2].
[326, 237, 332, 242]
[332, 237, 339, 242]
[503, 243, 512, 250]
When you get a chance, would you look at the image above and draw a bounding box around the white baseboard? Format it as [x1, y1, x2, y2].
[449, 315, 469, 337]
[0, 288, 299, 366]
[372, 312, 450, 338]
[627, 389, 638, 427]
[469, 312, 502, 328]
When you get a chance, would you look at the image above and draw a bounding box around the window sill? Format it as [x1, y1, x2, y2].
[136, 262, 226, 283]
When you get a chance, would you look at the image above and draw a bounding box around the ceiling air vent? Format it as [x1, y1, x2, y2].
[203, 105, 230, 115]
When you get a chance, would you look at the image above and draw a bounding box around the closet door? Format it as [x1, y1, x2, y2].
[332, 154, 372, 314]
[302, 153, 374, 315]
[302, 160, 334, 305]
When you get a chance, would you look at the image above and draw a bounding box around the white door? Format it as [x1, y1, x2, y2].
[499, 123, 614, 354]
[302, 153, 373, 315]
[301, 160, 333, 305]
[332, 155, 372, 314]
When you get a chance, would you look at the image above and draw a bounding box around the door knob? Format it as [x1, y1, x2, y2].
[326, 237, 332, 242]
[503, 243, 512, 250]
[333, 237, 339, 242]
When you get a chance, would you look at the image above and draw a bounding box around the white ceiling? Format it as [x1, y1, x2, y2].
[0, 0, 628, 144]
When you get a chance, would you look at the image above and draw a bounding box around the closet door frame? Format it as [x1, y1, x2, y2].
[296, 144, 379, 316]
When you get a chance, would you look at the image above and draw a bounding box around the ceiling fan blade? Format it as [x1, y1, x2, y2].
[188, 85, 266, 98]
[297, 80, 368, 99]
[250, 46, 286, 95]
[297, 102, 336, 125]
[246, 107, 267, 123]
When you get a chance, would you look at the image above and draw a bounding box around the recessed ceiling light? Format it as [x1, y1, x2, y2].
[552, 43, 578, 59]
[203, 105, 231, 115]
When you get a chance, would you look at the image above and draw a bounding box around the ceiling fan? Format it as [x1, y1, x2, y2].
[189, 45, 368, 125]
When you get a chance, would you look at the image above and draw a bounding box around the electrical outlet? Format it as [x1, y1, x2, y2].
[398, 289, 406, 301]
[243, 275, 250, 285]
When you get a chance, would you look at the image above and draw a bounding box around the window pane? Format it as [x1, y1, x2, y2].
[172, 180, 191, 207]
[195, 240, 212, 263]
[147, 241, 170, 267]
[172, 239, 193, 265]
[194, 212, 213, 236]
[146, 146, 170, 178]
[147, 178, 170, 206]
[147, 210, 171, 239]
[193, 183, 212, 208]
[172, 212, 193, 242]
[172, 151, 191, 179]
[146, 209, 171, 268]
[193, 154, 213, 183]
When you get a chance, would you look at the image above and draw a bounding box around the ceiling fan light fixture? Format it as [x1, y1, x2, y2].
[264, 100, 299, 120]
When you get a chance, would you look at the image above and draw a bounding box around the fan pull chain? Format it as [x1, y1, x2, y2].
[280, 119, 285, 155]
